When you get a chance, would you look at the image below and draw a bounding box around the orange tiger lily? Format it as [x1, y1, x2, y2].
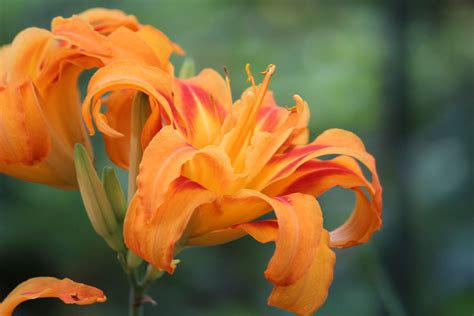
[0, 8, 181, 187]
[118, 64, 382, 315]
[0, 27, 94, 188]
[0, 277, 106, 315]
[52, 8, 184, 169]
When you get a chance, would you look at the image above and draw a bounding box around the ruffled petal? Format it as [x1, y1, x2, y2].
[52, 12, 180, 69]
[263, 156, 381, 248]
[78, 8, 140, 34]
[189, 208, 333, 316]
[138, 126, 244, 222]
[193, 191, 322, 286]
[256, 129, 382, 247]
[124, 177, 216, 273]
[0, 277, 106, 315]
[268, 230, 335, 316]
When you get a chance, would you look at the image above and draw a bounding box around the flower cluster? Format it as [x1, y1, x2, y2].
[0, 8, 382, 316]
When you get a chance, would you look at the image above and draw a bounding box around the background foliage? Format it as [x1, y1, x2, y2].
[1, 0, 473, 315]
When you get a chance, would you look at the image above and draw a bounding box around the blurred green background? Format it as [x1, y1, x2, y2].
[1, 0, 473, 315]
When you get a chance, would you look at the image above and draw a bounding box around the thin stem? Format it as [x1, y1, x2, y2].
[129, 271, 145, 316]
[128, 92, 150, 202]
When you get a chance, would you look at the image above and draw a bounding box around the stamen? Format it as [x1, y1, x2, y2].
[252, 64, 276, 114]
[245, 63, 256, 88]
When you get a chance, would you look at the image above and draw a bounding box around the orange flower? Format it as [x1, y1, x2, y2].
[0, 27, 94, 188]
[0, 8, 181, 187]
[120, 65, 382, 315]
[0, 277, 106, 315]
[52, 8, 184, 169]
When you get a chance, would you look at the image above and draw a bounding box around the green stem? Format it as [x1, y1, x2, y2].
[127, 91, 151, 315]
[129, 270, 145, 316]
[128, 92, 150, 202]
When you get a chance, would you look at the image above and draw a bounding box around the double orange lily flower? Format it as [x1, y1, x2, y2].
[82, 59, 382, 314]
[0, 8, 182, 187]
[0, 277, 106, 315]
[1, 7, 383, 315]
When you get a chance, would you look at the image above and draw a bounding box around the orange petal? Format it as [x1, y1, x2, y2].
[0, 81, 50, 164]
[0, 82, 77, 187]
[173, 69, 230, 148]
[124, 177, 216, 273]
[78, 8, 140, 34]
[268, 230, 336, 316]
[186, 220, 278, 247]
[257, 130, 382, 248]
[137, 126, 199, 220]
[52, 15, 112, 60]
[252, 192, 323, 286]
[138, 124, 244, 220]
[0, 277, 106, 315]
[244, 95, 307, 182]
[4, 28, 52, 83]
[82, 60, 172, 136]
[195, 190, 322, 286]
[136, 25, 182, 68]
[102, 89, 134, 169]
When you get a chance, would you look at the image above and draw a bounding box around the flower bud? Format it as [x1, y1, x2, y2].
[102, 166, 127, 223]
[74, 143, 125, 252]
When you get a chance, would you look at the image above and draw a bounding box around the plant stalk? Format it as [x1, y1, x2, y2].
[128, 92, 150, 202]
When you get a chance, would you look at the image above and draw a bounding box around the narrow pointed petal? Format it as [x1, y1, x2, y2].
[124, 177, 216, 273]
[0, 277, 106, 315]
[268, 230, 335, 316]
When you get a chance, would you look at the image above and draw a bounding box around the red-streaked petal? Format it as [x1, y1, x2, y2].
[124, 177, 216, 273]
[260, 131, 383, 248]
[268, 230, 335, 316]
[0, 277, 106, 315]
[173, 69, 230, 148]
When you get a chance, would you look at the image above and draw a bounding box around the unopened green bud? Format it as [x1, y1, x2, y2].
[102, 166, 127, 223]
[74, 144, 125, 253]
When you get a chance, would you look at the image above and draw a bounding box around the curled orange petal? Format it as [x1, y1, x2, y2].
[125, 177, 216, 273]
[0, 277, 106, 315]
[268, 230, 335, 316]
